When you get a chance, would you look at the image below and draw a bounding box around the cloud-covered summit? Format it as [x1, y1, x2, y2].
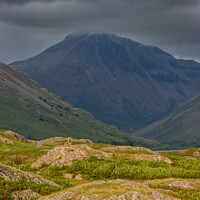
[0, 0, 200, 63]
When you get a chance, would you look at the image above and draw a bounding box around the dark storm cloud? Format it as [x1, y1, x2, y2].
[0, 0, 200, 63]
[0, 0, 58, 5]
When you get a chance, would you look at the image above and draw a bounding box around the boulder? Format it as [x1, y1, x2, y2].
[75, 174, 82, 180]
[64, 174, 73, 179]
[32, 145, 88, 168]
[11, 189, 41, 200]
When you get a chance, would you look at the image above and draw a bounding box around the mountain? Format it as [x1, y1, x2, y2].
[11, 32, 200, 132]
[133, 94, 200, 148]
[0, 62, 163, 148]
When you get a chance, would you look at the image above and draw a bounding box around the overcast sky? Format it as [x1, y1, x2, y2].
[0, 0, 200, 63]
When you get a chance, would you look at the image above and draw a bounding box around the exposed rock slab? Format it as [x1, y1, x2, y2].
[162, 180, 198, 190]
[11, 189, 41, 200]
[4, 130, 28, 143]
[0, 164, 59, 187]
[101, 146, 159, 155]
[32, 145, 88, 168]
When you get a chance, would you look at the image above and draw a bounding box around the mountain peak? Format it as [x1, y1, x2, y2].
[65, 31, 117, 39]
[11, 34, 200, 133]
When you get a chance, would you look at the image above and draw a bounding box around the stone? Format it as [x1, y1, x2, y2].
[193, 151, 200, 157]
[75, 174, 82, 180]
[64, 173, 73, 179]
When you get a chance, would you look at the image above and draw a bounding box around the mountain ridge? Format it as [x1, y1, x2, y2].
[11, 32, 200, 132]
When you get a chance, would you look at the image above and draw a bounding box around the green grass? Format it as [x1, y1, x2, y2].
[0, 177, 61, 200]
[0, 96, 164, 149]
[66, 156, 200, 180]
[0, 130, 199, 199]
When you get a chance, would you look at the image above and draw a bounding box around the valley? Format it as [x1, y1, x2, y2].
[0, 130, 200, 200]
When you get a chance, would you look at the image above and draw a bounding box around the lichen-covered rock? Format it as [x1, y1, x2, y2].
[32, 145, 88, 168]
[4, 130, 28, 143]
[0, 164, 59, 187]
[11, 189, 41, 200]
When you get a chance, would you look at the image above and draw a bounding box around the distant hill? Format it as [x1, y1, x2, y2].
[0, 62, 162, 148]
[11, 32, 200, 132]
[133, 94, 200, 148]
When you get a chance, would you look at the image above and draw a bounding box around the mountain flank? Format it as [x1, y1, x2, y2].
[11, 32, 200, 132]
[0, 62, 162, 148]
[133, 93, 200, 148]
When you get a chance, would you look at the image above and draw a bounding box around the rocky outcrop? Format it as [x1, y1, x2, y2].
[4, 130, 28, 143]
[0, 137, 14, 144]
[11, 189, 41, 200]
[101, 146, 159, 155]
[31, 145, 88, 168]
[40, 180, 178, 200]
[106, 191, 178, 200]
[162, 180, 198, 190]
[129, 155, 173, 164]
[100, 146, 172, 163]
[0, 164, 59, 187]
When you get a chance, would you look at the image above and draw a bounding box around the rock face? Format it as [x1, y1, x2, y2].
[11, 32, 200, 132]
[31, 145, 88, 168]
[11, 189, 41, 200]
[0, 164, 59, 187]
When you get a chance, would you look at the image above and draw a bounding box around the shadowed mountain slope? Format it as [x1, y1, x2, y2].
[11, 32, 200, 132]
[133, 94, 200, 148]
[0, 62, 162, 148]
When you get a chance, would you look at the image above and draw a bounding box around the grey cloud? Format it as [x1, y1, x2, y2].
[0, 0, 200, 63]
[0, 0, 58, 5]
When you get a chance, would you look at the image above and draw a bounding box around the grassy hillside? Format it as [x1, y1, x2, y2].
[0, 62, 164, 149]
[0, 130, 199, 200]
[133, 94, 200, 148]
